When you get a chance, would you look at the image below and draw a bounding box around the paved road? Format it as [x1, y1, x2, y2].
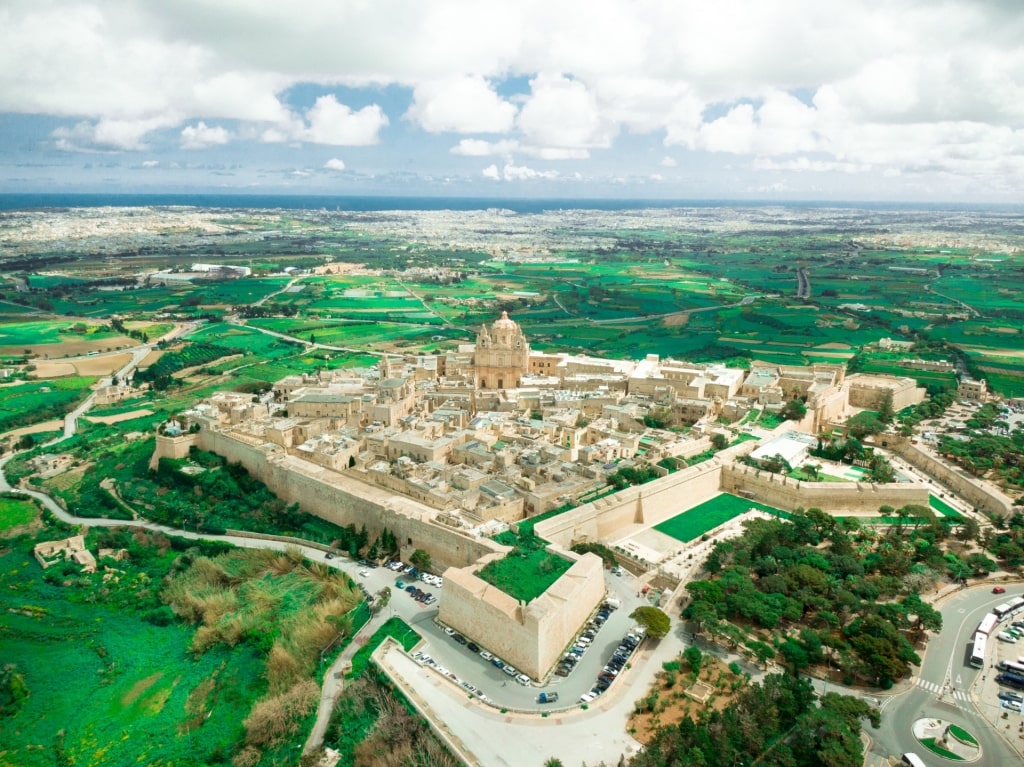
[868, 587, 1022, 765]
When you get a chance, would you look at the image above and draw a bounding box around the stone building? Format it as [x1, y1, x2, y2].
[474, 312, 530, 390]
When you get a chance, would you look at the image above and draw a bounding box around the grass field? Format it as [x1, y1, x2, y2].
[0, 543, 265, 767]
[654, 493, 789, 543]
[0, 496, 39, 532]
[0, 376, 97, 433]
[346, 617, 420, 680]
[478, 533, 573, 603]
[930, 494, 963, 519]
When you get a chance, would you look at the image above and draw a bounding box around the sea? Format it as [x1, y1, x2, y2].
[0, 193, 1018, 214]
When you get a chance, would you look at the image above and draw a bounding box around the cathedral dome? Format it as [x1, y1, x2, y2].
[492, 311, 516, 330]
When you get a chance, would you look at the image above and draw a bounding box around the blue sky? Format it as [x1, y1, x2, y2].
[2, 0, 1023, 201]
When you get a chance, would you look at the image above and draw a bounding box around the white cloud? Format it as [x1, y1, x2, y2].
[52, 115, 180, 151]
[517, 74, 617, 152]
[406, 76, 517, 133]
[141, 159, 159, 167]
[180, 121, 230, 149]
[481, 162, 559, 181]
[451, 138, 520, 156]
[323, 157, 347, 171]
[300, 96, 388, 146]
[753, 157, 869, 174]
[4, 1, 1024, 193]
[258, 96, 388, 147]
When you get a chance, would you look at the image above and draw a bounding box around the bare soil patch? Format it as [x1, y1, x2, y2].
[137, 349, 165, 369]
[84, 409, 154, 424]
[662, 312, 691, 328]
[122, 672, 163, 707]
[2, 420, 64, 439]
[30, 362, 77, 378]
[814, 342, 852, 350]
[628, 656, 746, 745]
[74, 353, 133, 376]
[4, 336, 137, 358]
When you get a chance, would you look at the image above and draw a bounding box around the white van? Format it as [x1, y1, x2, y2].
[901, 753, 927, 767]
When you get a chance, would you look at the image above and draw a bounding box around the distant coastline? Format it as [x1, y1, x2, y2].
[1, 193, 1021, 213]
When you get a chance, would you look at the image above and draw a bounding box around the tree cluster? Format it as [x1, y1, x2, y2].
[630, 674, 878, 767]
[685, 512, 943, 687]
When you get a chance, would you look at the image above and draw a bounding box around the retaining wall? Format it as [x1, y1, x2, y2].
[197, 427, 501, 571]
[889, 438, 1015, 517]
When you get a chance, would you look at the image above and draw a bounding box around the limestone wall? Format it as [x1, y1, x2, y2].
[889, 438, 1015, 517]
[534, 460, 725, 547]
[437, 549, 605, 679]
[720, 463, 929, 513]
[196, 427, 501, 570]
[148, 431, 197, 470]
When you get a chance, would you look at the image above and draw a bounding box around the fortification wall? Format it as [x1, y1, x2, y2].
[148, 431, 198, 469]
[889, 438, 1015, 517]
[534, 460, 725, 547]
[196, 427, 500, 570]
[720, 463, 929, 513]
[438, 549, 604, 679]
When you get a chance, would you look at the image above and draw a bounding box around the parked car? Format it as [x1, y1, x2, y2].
[502, 665, 517, 676]
[452, 633, 467, 645]
[579, 692, 596, 703]
[480, 650, 493, 661]
[515, 673, 531, 687]
[491, 658, 505, 669]
[466, 642, 480, 654]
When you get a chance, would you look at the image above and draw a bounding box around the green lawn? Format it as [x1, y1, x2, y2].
[346, 617, 420, 680]
[930, 494, 963, 519]
[0, 496, 38, 531]
[478, 535, 573, 603]
[654, 493, 789, 543]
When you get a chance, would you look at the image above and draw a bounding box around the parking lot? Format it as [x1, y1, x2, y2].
[352, 554, 655, 711]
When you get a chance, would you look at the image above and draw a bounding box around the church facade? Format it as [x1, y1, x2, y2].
[473, 311, 530, 390]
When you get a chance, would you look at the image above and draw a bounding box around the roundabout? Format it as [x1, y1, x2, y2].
[912, 718, 982, 762]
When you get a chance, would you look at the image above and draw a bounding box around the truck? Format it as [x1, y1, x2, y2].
[537, 692, 559, 704]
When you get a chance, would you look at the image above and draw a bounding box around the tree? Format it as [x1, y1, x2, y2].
[711, 432, 729, 451]
[877, 391, 895, 424]
[848, 412, 884, 440]
[781, 398, 807, 421]
[760, 453, 792, 474]
[866, 454, 896, 484]
[409, 548, 432, 571]
[683, 645, 702, 676]
[630, 605, 671, 639]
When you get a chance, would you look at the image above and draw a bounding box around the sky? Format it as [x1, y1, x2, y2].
[1, 0, 1023, 201]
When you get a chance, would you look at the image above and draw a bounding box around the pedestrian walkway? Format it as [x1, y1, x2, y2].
[915, 678, 970, 706]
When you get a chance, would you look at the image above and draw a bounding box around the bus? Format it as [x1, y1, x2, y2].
[996, 672, 1024, 690]
[999, 660, 1024, 675]
[901, 753, 928, 767]
[970, 633, 987, 668]
[994, 602, 1013, 619]
[1008, 596, 1024, 616]
[977, 613, 998, 636]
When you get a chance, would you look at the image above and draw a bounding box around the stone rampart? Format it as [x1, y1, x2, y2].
[196, 427, 501, 570]
[534, 460, 725, 547]
[148, 431, 198, 470]
[720, 463, 929, 513]
[437, 547, 605, 679]
[889, 438, 1015, 517]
